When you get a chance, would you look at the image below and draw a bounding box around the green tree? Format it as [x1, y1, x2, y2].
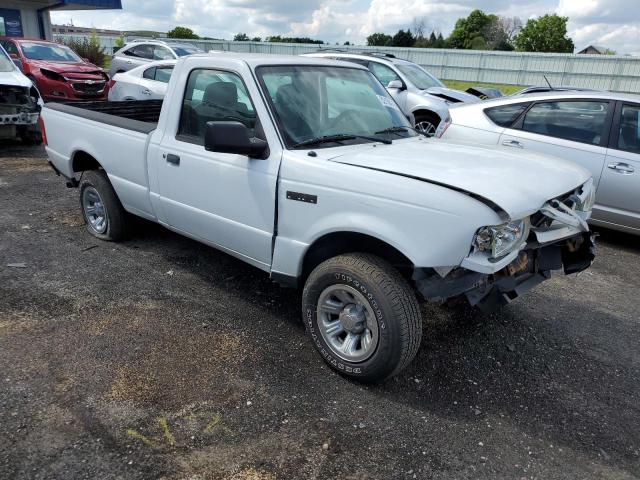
[115, 33, 125, 49]
[61, 29, 106, 67]
[447, 10, 496, 49]
[251, 36, 261, 42]
[391, 29, 414, 47]
[234, 33, 250, 41]
[167, 26, 199, 39]
[367, 33, 392, 46]
[514, 14, 574, 53]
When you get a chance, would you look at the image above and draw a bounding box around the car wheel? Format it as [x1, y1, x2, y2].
[414, 113, 440, 137]
[302, 253, 423, 383]
[79, 170, 129, 241]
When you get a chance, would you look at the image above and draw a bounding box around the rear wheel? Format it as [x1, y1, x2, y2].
[414, 112, 440, 137]
[302, 253, 423, 383]
[79, 170, 129, 241]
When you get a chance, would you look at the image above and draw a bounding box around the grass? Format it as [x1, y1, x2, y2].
[442, 80, 523, 96]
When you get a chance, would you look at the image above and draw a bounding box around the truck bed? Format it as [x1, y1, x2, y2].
[45, 100, 163, 134]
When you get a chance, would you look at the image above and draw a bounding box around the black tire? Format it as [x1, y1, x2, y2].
[302, 253, 422, 383]
[79, 170, 129, 241]
[414, 112, 440, 137]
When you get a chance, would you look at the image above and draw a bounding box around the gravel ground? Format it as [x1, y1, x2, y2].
[1, 142, 639, 480]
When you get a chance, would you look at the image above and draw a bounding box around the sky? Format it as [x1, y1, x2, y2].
[51, 0, 640, 55]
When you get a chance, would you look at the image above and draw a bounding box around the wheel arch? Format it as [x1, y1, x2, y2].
[300, 231, 415, 284]
[71, 150, 103, 173]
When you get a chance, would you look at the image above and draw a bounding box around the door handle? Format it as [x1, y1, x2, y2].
[126, 60, 133, 64]
[164, 153, 180, 165]
[502, 139, 523, 148]
[607, 162, 634, 174]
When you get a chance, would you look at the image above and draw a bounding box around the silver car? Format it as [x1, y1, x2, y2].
[108, 60, 176, 101]
[109, 39, 202, 77]
[303, 51, 479, 135]
[438, 91, 640, 235]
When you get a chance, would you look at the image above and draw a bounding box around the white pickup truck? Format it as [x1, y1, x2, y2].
[43, 53, 596, 382]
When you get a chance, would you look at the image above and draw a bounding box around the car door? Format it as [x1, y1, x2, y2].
[153, 66, 279, 269]
[141, 65, 173, 99]
[499, 99, 612, 188]
[595, 101, 640, 230]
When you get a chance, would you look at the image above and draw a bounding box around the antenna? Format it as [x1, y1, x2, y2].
[543, 75, 554, 90]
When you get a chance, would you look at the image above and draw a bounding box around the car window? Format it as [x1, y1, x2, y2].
[153, 45, 174, 60]
[154, 66, 173, 83]
[368, 62, 400, 87]
[616, 104, 640, 154]
[178, 69, 257, 144]
[395, 63, 444, 89]
[485, 103, 530, 127]
[1, 40, 19, 57]
[125, 44, 154, 59]
[0, 45, 14, 72]
[521, 100, 610, 146]
[172, 45, 203, 57]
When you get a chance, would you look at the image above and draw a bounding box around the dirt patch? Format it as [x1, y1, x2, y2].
[49, 209, 84, 227]
[0, 156, 50, 173]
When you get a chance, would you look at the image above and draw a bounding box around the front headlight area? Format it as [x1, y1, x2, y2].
[575, 178, 596, 214]
[473, 218, 531, 259]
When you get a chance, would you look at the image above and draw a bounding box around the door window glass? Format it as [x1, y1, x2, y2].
[143, 66, 173, 83]
[368, 62, 400, 87]
[0, 40, 18, 56]
[126, 44, 154, 59]
[485, 103, 529, 127]
[617, 104, 640, 154]
[178, 69, 256, 143]
[521, 101, 609, 146]
[153, 45, 174, 60]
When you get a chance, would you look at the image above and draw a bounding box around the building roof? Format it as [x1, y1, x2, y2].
[577, 45, 608, 54]
[47, 0, 122, 10]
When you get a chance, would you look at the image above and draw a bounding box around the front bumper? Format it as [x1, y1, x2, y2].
[0, 111, 38, 126]
[413, 231, 596, 311]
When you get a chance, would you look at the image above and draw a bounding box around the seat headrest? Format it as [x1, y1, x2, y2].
[203, 82, 237, 107]
[622, 108, 638, 125]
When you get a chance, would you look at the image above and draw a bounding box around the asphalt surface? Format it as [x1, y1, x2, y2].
[1, 141, 639, 480]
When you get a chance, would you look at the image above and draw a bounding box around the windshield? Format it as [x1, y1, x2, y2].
[396, 63, 443, 90]
[173, 45, 203, 57]
[257, 65, 416, 148]
[21, 42, 82, 62]
[0, 46, 14, 72]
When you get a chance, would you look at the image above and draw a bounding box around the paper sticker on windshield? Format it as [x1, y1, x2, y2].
[377, 95, 400, 111]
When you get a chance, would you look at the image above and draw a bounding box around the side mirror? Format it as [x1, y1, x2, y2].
[204, 121, 268, 159]
[387, 79, 403, 90]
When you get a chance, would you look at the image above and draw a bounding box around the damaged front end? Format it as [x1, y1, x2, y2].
[0, 84, 42, 140]
[414, 181, 597, 310]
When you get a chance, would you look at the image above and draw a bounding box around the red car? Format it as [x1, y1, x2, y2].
[0, 37, 109, 102]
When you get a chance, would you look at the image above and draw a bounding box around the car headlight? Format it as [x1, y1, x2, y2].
[474, 218, 530, 259]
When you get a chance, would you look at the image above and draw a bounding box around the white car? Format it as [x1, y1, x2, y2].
[42, 53, 596, 382]
[437, 91, 640, 235]
[0, 43, 43, 143]
[108, 60, 176, 101]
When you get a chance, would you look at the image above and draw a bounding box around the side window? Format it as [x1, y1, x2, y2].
[521, 100, 610, 146]
[616, 104, 640, 154]
[1, 40, 18, 56]
[126, 44, 154, 59]
[178, 69, 257, 144]
[153, 45, 173, 60]
[154, 66, 173, 83]
[142, 66, 155, 80]
[368, 62, 400, 87]
[485, 103, 529, 127]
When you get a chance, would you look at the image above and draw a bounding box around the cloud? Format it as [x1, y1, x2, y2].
[50, 0, 640, 54]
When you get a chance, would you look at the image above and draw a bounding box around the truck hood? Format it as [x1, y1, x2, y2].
[326, 138, 591, 219]
[0, 70, 32, 88]
[423, 86, 480, 104]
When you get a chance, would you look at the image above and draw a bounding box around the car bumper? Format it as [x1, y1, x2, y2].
[0, 111, 39, 125]
[39, 79, 108, 102]
[413, 231, 596, 310]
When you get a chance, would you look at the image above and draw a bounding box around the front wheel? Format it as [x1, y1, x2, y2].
[414, 113, 440, 137]
[302, 253, 423, 382]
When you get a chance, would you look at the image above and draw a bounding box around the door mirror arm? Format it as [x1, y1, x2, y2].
[204, 121, 269, 159]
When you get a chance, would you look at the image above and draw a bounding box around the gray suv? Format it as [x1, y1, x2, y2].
[304, 51, 479, 135]
[109, 39, 203, 77]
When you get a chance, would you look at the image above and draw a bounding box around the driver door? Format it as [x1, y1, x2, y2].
[153, 67, 279, 268]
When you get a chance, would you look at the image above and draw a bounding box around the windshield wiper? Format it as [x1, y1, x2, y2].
[293, 134, 391, 149]
[375, 126, 423, 137]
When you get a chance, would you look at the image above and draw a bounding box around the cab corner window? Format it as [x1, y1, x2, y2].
[485, 103, 529, 128]
[177, 69, 257, 144]
[521, 100, 609, 146]
[617, 104, 640, 154]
